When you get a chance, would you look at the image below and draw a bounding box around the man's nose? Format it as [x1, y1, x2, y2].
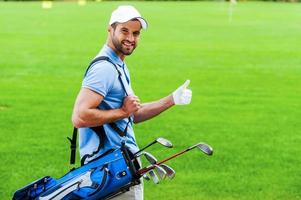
[126, 33, 134, 42]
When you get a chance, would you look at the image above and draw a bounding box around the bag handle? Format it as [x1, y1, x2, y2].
[88, 165, 110, 196]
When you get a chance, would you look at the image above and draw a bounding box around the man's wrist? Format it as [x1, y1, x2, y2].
[118, 108, 130, 118]
[169, 94, 176, 106]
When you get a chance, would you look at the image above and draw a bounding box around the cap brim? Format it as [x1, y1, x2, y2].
[110, 17, 148, 30]
[136, 17, 148, 30]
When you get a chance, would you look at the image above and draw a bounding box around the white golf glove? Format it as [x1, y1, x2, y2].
[172, 80, 192, 105]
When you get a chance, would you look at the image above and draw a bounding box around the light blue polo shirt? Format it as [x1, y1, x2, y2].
[79, 45, 139, 163]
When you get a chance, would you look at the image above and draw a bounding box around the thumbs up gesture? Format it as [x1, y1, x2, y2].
[172, 80, 192, 105]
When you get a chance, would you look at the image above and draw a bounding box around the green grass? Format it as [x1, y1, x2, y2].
[1, 1, 301, 199]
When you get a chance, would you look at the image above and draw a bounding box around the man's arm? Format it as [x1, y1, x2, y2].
[133, 80, 192, 124]
[72, 88, 140, 128]
[133, 95, 174, 124]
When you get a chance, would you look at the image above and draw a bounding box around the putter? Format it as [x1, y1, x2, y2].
[134, 137, 173, 157]
[137, 142, 213, 175]
[160, 164, 175, 179]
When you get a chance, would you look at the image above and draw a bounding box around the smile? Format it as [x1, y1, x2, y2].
[122, 41, 134, 48]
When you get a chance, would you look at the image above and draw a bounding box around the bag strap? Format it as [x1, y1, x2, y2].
[85, 56, 132, 136]
[80, 126, 107, 166]
[67, 127, 78, 167]
[69, 56, 132, 167]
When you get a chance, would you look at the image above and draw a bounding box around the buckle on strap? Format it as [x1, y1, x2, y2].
[67, 137, 76, 149]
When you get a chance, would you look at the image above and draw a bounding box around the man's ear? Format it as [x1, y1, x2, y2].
[108, 25, 112, 33]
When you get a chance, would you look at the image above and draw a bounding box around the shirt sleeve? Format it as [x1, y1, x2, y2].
[82, 61, 117, 97]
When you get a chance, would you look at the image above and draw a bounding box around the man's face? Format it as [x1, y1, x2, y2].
[109, 20, 141, 57]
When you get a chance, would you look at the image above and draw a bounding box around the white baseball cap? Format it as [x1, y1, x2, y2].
[109, 5, 148, 30]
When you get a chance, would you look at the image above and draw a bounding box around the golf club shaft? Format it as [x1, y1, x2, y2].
[133, 140, 156, 156]
[157, 149, 189, 165]
[138, 146, 195, 175]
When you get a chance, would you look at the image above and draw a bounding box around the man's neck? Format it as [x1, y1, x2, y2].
[107, 42, 125, 61]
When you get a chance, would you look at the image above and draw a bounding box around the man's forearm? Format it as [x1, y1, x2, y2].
[72, 108, 127, 128]
[72, 87, 141, 128]
[133, 95, 174, 124]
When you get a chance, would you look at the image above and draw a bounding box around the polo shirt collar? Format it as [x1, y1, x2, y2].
[102, 45, 124, 67]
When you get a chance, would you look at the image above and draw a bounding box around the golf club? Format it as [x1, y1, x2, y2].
[142, 173, 150, 181]
[148, 170, 160, 184]
[144, 152, 157, 165]
[154, 165, 167, 180]
[142, 152, 166, 180]
[137, 142, 213, 175]
[160, 164, 175, 179]
[134, 137, 173, 157]
[131, 151, 157, 164]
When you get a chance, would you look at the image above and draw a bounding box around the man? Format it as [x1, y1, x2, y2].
[72, 5, 192, 200]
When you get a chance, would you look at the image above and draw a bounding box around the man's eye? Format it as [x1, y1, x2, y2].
[133, 32, 140, 37]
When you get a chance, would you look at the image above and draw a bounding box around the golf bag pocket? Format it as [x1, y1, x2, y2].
[37, 165, 110, 199]
[13, 176, 57, 200]
[60, 152, 134, 199]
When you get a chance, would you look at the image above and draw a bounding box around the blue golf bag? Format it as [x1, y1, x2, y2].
[13, 143, 141, 200]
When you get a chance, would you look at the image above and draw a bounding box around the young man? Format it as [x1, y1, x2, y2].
[72, 5, 192, 200]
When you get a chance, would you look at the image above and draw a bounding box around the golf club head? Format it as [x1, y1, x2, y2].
[196, 143, 213, 156]
[156, 137, 173, 148]
[142, 173, 150, 181]
[134, 137, 173, 157]
[148, 170, 160, 184]
[160, 164, 176, 179]
[155, 165, 167, 180]
[144, 152, 158, 165]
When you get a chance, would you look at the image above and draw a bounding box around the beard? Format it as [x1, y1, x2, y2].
[112, 34, 136, 56]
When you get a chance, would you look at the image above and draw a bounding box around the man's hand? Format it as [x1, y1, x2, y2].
[172, 80, 192, 105]
[121, 95, 141, 117]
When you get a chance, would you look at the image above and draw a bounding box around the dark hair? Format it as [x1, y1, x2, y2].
[111, 19, 140, 30]
[111, 22, 118, 30]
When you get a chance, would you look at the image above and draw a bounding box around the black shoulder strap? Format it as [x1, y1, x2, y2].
[84, 56, 119, 77]
[67, 127, 78, 167]
[69, 56, 132, 167]
[80, 126, 106, 166]
[85, 56, 132, 136]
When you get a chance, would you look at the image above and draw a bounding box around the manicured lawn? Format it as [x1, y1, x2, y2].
[0, 1, 300, 199]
